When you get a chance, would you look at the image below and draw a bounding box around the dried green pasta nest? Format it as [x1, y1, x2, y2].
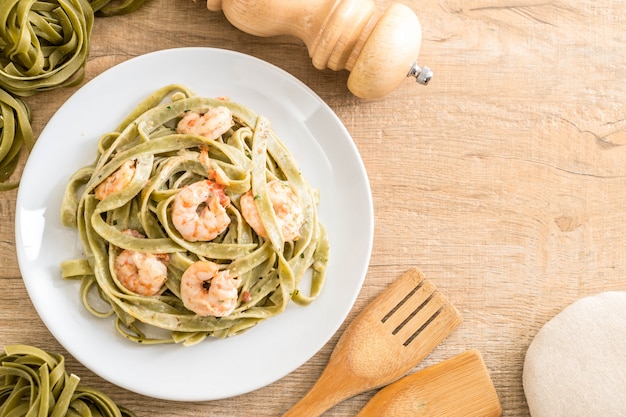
[0, 0, 94, 97]
[0, 88, 33, 190]
[88, 0, 148, 16]
[0, 344, 135, 417]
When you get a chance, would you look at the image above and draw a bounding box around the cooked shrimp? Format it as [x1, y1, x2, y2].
[171, 180, 231, 242]
[176, 106, 234, 140]
[114, 230, 168, 296]
[199, 146, 230, 186]
[94, 159, 136, 200]
[180, 260, 239, 317]
[240, 179, 304, 241]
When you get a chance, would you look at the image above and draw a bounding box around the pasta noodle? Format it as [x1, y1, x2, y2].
[0, 88, 33, 191]
[60, 84, 329, 345]
[0, 0, 94, 96]
[0, 344, 135, 417]
[88, 0, 148, 16]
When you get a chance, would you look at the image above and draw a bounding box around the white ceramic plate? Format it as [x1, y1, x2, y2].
[15, 48, 373, 401]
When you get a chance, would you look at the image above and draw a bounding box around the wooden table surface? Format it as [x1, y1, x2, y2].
[1, 0, 625, 416]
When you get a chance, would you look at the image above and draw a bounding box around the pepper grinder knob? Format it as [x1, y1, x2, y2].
[205, 0, 431, 99]
[408, 63, 433, 85]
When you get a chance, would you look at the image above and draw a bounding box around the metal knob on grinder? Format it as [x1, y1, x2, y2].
[206, 0, 432, 99]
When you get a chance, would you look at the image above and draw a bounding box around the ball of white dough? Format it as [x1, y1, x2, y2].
[523, 291, 626, 416]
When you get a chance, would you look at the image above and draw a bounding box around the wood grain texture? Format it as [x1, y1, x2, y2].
[1, 0, 625, 416]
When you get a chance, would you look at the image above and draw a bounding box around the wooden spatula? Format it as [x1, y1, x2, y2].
[282, 268, 462, 417]
[356, 350, 502, 416]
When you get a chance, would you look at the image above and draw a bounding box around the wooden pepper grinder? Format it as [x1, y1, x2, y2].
[206, 0, 432, 99]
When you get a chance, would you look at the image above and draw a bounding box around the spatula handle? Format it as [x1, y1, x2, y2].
[281, 362, 364, 417]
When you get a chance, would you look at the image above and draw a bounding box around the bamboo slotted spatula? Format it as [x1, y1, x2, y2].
[282, 268, 462, 417]
[356, 350, 502, 416]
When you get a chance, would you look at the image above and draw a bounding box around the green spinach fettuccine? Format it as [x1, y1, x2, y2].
[0, 88, 32, 190]
[60, 84, 329, 346]
[0, 0, 94, 97]
[88, 0, 148, 16]
[0, 344, 135, 417]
